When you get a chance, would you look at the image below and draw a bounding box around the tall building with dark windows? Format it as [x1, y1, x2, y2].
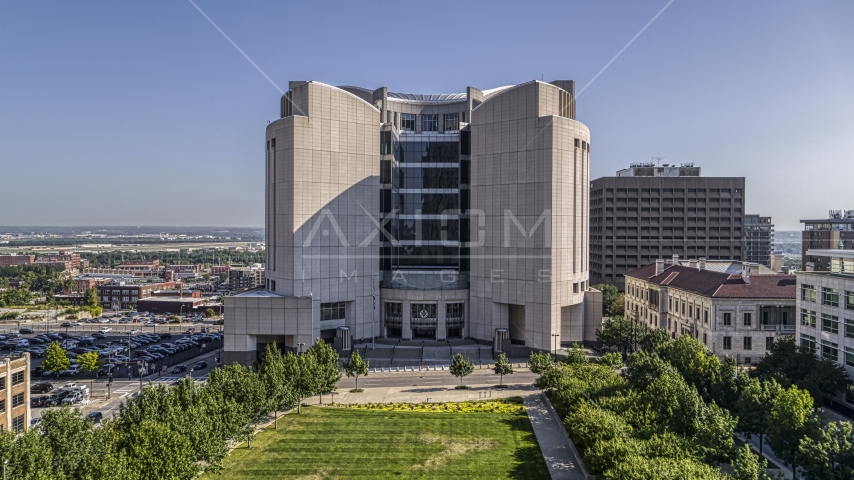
[224, 80, 602, 365]
[744, 214, 774, 267]
[589, 164, 746, 291]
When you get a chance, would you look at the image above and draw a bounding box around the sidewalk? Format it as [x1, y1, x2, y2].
[328, 384, 537, 405]
[524, 394, 588, 480]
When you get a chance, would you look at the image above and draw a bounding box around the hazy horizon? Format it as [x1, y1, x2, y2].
[2, 1, 852, 230]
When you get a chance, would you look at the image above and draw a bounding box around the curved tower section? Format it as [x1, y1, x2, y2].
[469, 81, 592, 351]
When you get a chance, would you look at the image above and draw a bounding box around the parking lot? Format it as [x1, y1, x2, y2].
[3, 315, 224, 423]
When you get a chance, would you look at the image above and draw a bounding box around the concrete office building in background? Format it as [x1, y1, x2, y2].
[589, 163, 746, 291]
[801, 209, 854, 271]
[224, 79, 602, 365]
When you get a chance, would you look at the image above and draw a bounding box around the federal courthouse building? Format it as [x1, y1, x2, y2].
[223, 80, 602, 365]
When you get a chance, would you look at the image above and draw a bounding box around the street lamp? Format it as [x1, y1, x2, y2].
[3, 458, 8, 480]
[136, 360, 143, 392]
[551, 334, 559, 362]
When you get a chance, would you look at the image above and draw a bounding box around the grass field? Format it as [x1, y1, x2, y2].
[201, 404, 549, 479]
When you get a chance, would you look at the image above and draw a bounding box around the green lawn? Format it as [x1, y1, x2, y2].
[202, 405, 549, 479]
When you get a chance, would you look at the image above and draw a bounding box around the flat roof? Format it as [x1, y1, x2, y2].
[806, 249, 854, 259]
[801, 219, 854, 223]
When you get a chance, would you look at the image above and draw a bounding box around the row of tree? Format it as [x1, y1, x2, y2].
[0, 340, 341, 479]
[534, 325, 854, 479]
[0, 264, 72, 307]
[78, 250, 265, 269]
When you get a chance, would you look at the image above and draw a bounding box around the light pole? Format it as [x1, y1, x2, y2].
[551, 334, 559, 362]
[3, 458, 8, 480]
[297, 342, 305, 355]
[137, 360, 143, 392]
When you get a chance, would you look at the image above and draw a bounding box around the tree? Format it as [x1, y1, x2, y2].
[306, 339, 342, 401]
[799, 420, 854, 480]
[638, 327, 670, 352]
[596, 316, 644, 356]
[39, 405, 96, 479]
[84, 286, 99, 308]
[343, 350, 369, 391]
[450, 353, 474, 387]
[609, 292, 625, 317]
[78, 351, 100, 392]
[592, 283, 619, 314]
[43, 340, 70, 374]
[562, 343, 589, 365]
[205, 308, 216, 318]
[767, 384, 815, 479]
[731, 444, 770, 480]
[492, 352, 514, 386]
[529, 351, 554, 374]
[598, 352, 623, 369]
[736, 377, 782, 461]
[753, 337, 852, 404]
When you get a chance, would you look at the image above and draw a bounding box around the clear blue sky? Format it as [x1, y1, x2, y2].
[1, 1, 852, 230]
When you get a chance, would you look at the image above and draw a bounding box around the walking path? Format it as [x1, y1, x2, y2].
[524, 394, 588, 480]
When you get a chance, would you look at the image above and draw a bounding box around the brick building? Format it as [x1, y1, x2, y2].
[34, 251, 81, 271]
[0, 354, 30, 433]
[0, 255, 34, 268]
[97, 281, 175, 310]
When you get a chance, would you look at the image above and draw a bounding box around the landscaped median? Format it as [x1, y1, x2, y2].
[201, 398, 549, 479]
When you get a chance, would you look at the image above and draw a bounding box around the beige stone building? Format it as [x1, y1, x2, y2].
[224, 80, 602, 365]
[624, 256, 796, 365]
[0, 354, 30, 433]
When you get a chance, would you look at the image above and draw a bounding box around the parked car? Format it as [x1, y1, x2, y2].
[129, 329, 141, 335]
[19, 327, 34, 334]
[143, 322, 156, 327]
[99, 327, 112, 333]
[171, 365, 187, 374]
[31, 382, 53, 394]
[192, 361, 208, 371]
[31, 396, 50, 408]
[43, 393, 64, 407]
[60, 365, 81, 376]
[97, 364, 117, 375]
[62, 392, 83, 405]
[91, 332, 107, 339]
[87, 411, 103, 424]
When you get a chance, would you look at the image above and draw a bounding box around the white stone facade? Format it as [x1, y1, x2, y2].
[224, 80, 602, 365]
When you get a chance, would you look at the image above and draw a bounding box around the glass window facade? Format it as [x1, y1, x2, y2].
[801, 334, 817, 352]
[821, 340, 839, 361]
[400, 113, 415, 132]
[443, 113, 459, 132]
[383, 138, 465, 273]
[801, 284, 817, 302]
[801, 309, 816, 328]
[320, 302, 346, 321]
[421, 114, 438, 132]
[821, 314, 839, 334]
[822, 287, 840, 307]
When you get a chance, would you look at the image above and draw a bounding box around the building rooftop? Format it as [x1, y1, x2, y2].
[625, 263, 796, 299]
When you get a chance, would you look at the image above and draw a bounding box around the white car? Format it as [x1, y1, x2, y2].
[68, 321, 81, 327]
[143, 322, 155, 327]
[99, 327, 112, 333]
[129, 329, 141, 335]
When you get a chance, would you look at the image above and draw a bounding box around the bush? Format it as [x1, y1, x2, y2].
[561, 343, 589, 365]
[598, 352, 623, 369]
[0, 311, 19, 321]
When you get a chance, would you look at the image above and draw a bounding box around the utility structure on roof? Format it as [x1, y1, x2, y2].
[624, 255, 796, 365]
[223, 79, 603, 366]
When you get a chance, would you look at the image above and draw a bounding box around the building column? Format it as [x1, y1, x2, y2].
[436, 301, 446, 341]
[402, 300, 412, 340]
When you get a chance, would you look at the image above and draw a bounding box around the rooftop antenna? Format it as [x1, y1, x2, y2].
[652, 156, 665, 167]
